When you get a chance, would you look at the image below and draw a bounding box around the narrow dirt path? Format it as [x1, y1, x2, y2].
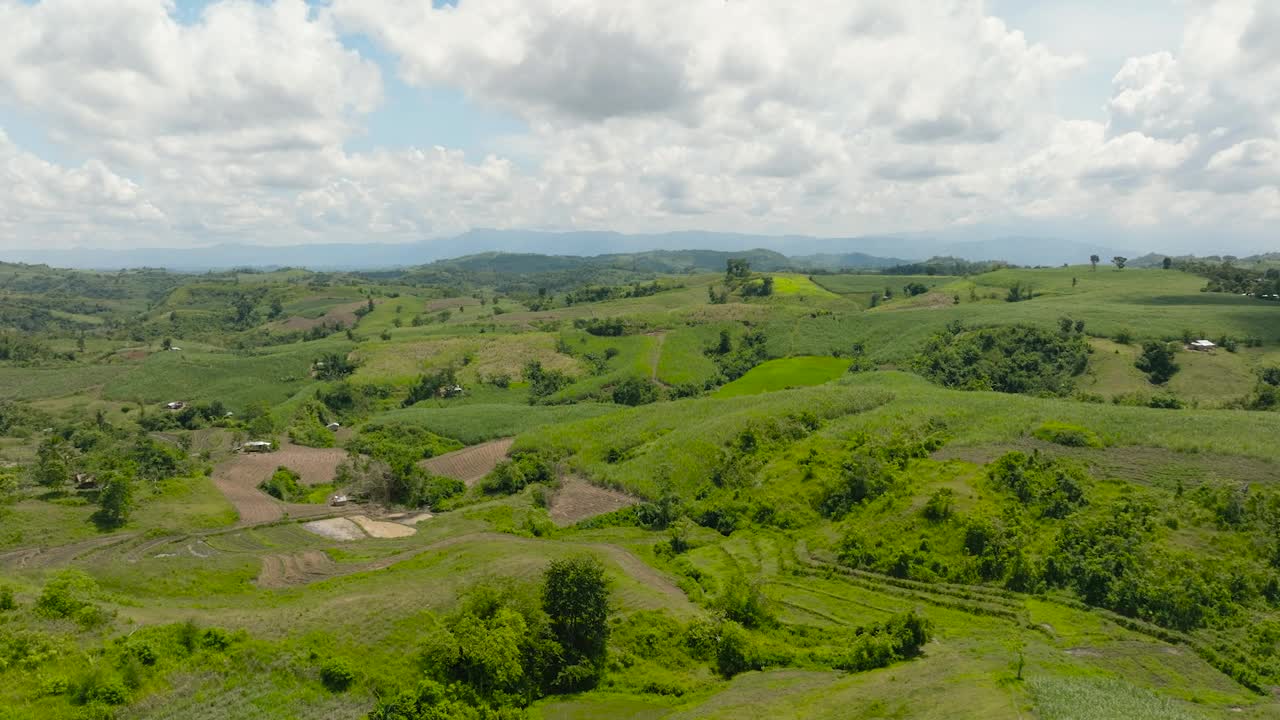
[647, 331, 667, 382]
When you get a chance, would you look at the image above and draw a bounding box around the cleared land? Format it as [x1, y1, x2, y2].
[548, 477, 639, 526]
[211, 443, 350, 525]
[420, 437, 514, 485]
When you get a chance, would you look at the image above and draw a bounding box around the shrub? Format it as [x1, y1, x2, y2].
[611, 377, 659, 407]
[1033, 422, 1103, 448]
[258, 466, 303, 501]
[1147, 394, 1184, 409]
[480, 454, 554, 496]
[320, 658, 357, 692]
[1114, 328, 1134, 345]
[714, 574, 775, 629]
[922, 489, 955, 522]
[35, 570, 99, 620]
[200, 628, 233, 651]
[0, 586, 15, 612]
[715, 622, 760, 678]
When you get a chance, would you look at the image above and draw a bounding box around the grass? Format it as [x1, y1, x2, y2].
[656, 326, 724, 387]
[712, 356, 851, 398]
[370, 403, 623, 445]
[1028, 677, 1210, 720]
[767, 274, 839, 298]
[102, 338, 353, 411]
[0, 363, 137, 400]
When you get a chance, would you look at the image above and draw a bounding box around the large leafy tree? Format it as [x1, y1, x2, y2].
[542, 556, 610, 670]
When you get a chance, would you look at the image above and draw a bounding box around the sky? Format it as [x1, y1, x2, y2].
[0, 0, 1277, 254]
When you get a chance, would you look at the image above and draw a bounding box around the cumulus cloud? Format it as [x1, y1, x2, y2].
[0, 0, 1277, 251]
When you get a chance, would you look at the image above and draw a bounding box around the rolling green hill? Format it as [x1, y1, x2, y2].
[1, 253, 1279, 719]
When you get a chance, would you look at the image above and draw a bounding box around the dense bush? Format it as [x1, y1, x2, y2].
[259, 466, 304, 502]
[480, 454, 555, 496]
[914, 323, 1090, 396]
[611, 378, 659, 407]
[1033, 422, 1103, 448]
[987, 452, 1088, 519]
[320, 658, 357, 692]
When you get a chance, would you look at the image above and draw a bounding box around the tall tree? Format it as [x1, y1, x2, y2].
[96, 472, 134, 528]
[32, 436, 72, 489]
[1163, 257, 1173, 270]
[1090, 254, 1100, 271]
[1112, 256, 1128, 270]
[542, 556, 610, 668]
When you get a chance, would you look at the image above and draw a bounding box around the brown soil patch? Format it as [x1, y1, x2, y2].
[420, 438, 514, 486]
[0, 533, 138, 571]
[212, 443, 350, 526]
[350, 515, 417, 539]
[425, 297, 481, 312]
[257, 550, 338, 589]
[549, 478, 640, 526]
[273, 300, 365, 332]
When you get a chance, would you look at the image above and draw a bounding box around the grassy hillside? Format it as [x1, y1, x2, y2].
[2, 255, 1280, 719]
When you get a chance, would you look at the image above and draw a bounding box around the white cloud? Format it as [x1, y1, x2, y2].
[0, 0, 1276, 253]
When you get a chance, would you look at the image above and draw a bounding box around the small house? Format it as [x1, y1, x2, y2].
[1190, 340, 1216, 351]
[165, 401, 186, 410]
[242, 441, 273, 453]
[74, 473, 99, 490]
[326, 422, 342, 431]
[330, 494, 351, 507]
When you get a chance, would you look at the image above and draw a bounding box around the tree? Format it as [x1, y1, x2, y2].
[32, 436, 72, 489]
[96, 472, 133, 528]
[314, 352, 355, 380]
[715, 329, 732, 355]
[1090, 254, 1100, 271]
[268, 297, 284, 319]
[1112, 256, 1128, 270]
[1136, 341, 1180, 385]
[542, 556, 610, 670]
[869, 292, 880, 308]
[161, 338, 172, 351]
[611, 377, 658, 406]
[1163, 257, 1173, 270]
[725, 259, 751, 281]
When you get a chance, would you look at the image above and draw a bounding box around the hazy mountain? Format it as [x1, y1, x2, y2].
[1, 229, 1131, 271]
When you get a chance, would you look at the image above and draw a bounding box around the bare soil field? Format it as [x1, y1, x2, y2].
[549, 477, 639, 526]
[257, 550, 338, 589]
[303, 517, 366, 541]
[273, 300, 364, 332]
[425, 296, 481, 312]
[420, 438, 514, 486]
[350, 515, 417, 539]
[212, 443, 349, 525]
[0, 532, 138, 571]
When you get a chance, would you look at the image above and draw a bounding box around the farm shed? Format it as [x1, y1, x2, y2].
[242, 441, 273, 453]
[1190, 340, 1217, 351]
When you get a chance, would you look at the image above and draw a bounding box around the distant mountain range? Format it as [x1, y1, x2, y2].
[1, 229, 1135, 271]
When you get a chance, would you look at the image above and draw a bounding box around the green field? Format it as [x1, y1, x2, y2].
[712, 356, 851, 397]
